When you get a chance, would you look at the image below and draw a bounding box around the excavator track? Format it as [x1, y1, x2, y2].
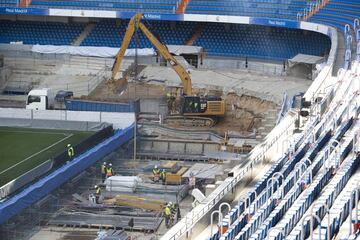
[164, 115, 216, 128]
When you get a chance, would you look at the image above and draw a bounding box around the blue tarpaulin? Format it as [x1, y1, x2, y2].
[0, 124, 134, 225]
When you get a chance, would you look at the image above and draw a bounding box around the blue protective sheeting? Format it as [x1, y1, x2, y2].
[65, 99, 140, 113]
[0, 124, 134, 225]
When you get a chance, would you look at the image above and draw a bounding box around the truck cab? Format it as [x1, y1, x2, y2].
[26, 88, 54, 110]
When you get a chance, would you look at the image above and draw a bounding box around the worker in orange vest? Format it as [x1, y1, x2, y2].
[106, 163, 114, 178]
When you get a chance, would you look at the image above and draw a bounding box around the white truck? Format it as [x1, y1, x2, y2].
[26, 88, 73, 110]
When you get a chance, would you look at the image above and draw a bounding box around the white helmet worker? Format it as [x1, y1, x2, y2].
[67, 144, 71, 147]
[103, 162, 106, 165]
[154, 165, 158, 168]
[94, 185, 97, 189]
[109, 163, 112, 166]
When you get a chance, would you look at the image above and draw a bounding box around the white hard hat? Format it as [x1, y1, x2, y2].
[154, 165, 158, 168]
[94, 185, 97, 188]
[103, 162, 106, 165]
[109, 163, 112, 166]
[67, 144, 71, 147]
[168, 201, 173, 205]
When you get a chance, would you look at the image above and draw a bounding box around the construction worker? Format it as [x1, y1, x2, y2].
[164, 203, 171, 228]
[106, 163, 114, 178]
[166, 92, 175, 114]
[67, 143, 74, 159]
[153, 165, 161, 182]
[160, 169, 166, 184]
[101, 162, 107, 182]
[95, 185, 101, 204]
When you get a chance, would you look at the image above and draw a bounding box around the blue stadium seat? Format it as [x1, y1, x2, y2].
[79, 20, 331, 61]
[0, 20, 84, 45]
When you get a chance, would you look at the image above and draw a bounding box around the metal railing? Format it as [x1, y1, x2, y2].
[162, 112, 297, 240]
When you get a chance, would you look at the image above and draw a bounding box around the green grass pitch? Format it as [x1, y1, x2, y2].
[0, 127, 92, 187]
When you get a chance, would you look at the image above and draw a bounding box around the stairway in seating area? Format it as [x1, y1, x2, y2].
[184, 23, 205, 46]
[176, 0, 191, 13]
[72, 22, 96, 46]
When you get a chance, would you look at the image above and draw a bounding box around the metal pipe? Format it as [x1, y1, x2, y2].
[272, 172, 285, 199]
[301, 213, 322, 240]
[282, 138, 290, 157]
[303, 157, 312, 167]
[350, 190, 354, 237]
[345, 24, 350, 36]
[210, 210, 221, 238]
[355, 19, 360, 31]
[218, 202, 231, 236]
[311, 202, 330, 240]
[267, 178, 279, 201]
[237, 199, 242, 218]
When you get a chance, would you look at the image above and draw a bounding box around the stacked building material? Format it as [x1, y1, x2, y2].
[48, 211, 163, 232]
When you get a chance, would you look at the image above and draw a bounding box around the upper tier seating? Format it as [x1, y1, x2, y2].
[186, 0, 308, 19]
[0, 20, 84, 45]
[0, 0, 18, 6]
[30, 0, 178, 13]
[309, 0, 360, 30]
[81, 20, 195, 48]
[81, 20, 331, 61]
[193, 23, 331, 60]
[0, 19, 330, 61]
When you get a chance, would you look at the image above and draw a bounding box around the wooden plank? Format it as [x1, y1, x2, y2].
[104, 194, 166, 211]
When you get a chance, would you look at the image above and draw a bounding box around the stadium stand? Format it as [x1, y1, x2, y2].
[207, 60, 360, 240]
[185, 0, 308, 19]
[0, 18, 331, 60]
[0, 0, 18, 6]
[306, 0, 360, 30]
[81, 20, 195, 48]
[0, 20, 84, 45]
[192, 23, 331, 60]
[80, 20, 331, 60]
[29, 0, 178, 13]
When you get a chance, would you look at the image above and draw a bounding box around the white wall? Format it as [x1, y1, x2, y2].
[0, 108, 135, 129]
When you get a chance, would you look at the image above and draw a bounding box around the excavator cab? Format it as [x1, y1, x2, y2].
[181, 96, 225, 116]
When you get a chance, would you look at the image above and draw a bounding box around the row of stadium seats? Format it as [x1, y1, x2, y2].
[267, 125, 357, 240]
[0, 21, 83, 45]
[0, 19, 331, 60]
[193, 23, 330, 60]
[211, 59, 360, 240]
[81, 20, 194, 48]
[308, 0, 359, 29]
[186, 0, 307, 19]
[0, 0, 18, 5]
[30, 0, 178, 13]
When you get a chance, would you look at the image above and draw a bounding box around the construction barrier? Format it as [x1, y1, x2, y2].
[0, 124, 134, 225]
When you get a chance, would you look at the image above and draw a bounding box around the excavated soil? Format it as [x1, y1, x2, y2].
[217, 93, 278, 134]
[89, 78, 278, 135]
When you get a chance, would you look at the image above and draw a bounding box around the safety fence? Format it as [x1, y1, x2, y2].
[0, 108, 135, 130]
[0, 160, 53, 200]
[0, 123, 134, 225]
[53, 125, 114, 168]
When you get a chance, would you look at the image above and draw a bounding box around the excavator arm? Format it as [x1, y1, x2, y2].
[111, 12, 193, 96]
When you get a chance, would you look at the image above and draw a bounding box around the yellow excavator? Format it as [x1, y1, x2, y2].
[110, 12, 225, 127]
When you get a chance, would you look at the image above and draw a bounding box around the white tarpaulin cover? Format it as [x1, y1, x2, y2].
[31, 44, 202, 58]
[31, 45, 155, 58]
[288, 54, 325, 65]
[166, 45, 203, 55]
[104, 176, 142, 192]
